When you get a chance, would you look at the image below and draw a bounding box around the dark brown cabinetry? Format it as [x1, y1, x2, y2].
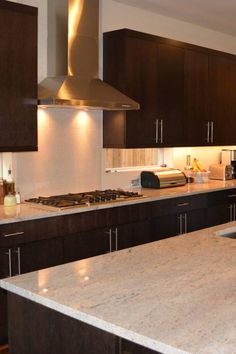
[8, 293, 161, 354]
[151, 194, 207, 241]
[0, 216, 65, 344]
[64, 204, 151, 263]
[208, 55, 236, 145]
[0, 189, 235, 344]
[0, 0, 37, 152]
[103, 28, 236, 148]
[103, 29, 185, 148]
[207, 189, 236, 227]
[185, 50, 209, 146]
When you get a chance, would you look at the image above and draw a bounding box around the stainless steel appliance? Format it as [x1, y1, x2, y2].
[140, 169, 186, 189]
[38, 0, 139, 111]
[209, 163, 232, 180]
[221, 149, 236, 178]
[24, 189, 145, 211]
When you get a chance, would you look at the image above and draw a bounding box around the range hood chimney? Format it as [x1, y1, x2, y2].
[38, 0, 139, 110]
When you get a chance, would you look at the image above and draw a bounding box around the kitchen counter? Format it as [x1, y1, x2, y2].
[1, 221, 236, 353]
[1, 179, 236, 224]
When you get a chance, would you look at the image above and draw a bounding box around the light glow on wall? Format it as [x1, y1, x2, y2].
[73, 111, 90, 127]
[38, 108, 50, 128]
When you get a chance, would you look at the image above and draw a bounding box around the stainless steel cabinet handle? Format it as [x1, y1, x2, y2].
[206, 121, 210, 143]
[160, 119, 163, 144]
[178, 214, 182, 235]
[155, 119, 159, 144]
[229, 204, 233, 221]
[3, 231, 24, 238]
[184, 213, 187, 233]
[211, 121, 214, 143]
[177, 202, 190, 207]
[227, 194, 236, 198]
[5, 248, 12, 277]
[106, 229, 112, 252]
[234, 204, 236, 221]
[15, 247, 21, 275]
[112, 228, 118, 251]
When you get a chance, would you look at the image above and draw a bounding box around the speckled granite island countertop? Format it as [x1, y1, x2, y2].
[1, 179, 236, 224]
[1, 222, 236, 354]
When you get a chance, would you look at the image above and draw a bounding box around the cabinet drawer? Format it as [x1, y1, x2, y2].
[173, 193, 208, 213]
[0, 216, 64, 247]
[151, 193, 207, 217]
[151, 198, 173, 217]
[208, 189, 236, 206]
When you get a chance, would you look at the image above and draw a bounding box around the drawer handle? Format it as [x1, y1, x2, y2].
[227, 194, 236, 198]
[177, 202, 190, 207]
[3, 231, 25, 238]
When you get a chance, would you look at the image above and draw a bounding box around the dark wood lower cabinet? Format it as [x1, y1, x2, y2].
[64, 229, 109, 263]
[0, 291, 7, 345]
[207, 205, 229, 227]
[121, 339, 160, 354]
[0, 237, 64, 344]
[8, 293, 161, 354]
[0, 189, 233, 346]
[151, 209, 206, 241]
[116, 219, 151, 250]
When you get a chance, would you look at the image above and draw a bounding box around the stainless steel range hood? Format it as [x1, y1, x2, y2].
[38, 0, 139, 110]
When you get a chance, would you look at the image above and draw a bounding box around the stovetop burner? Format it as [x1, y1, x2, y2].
[24, 189, 144, 210]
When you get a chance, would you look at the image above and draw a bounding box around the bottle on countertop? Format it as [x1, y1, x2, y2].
[184, 155, 194, 183]
[15, 191, 21, 204]
[4, 193, 17, 207]
[0, 178, 7, 204]
[6, 165, 15, 195]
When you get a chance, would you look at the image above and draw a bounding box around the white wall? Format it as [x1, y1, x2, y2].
[7, 0, 236, 197]
[11, 0, 103, 198]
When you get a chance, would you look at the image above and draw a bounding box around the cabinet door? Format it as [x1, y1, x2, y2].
[207, 205, 229, 227]
[123, 36, 159, 147]
[185, 209, 207, 233]
[64, 229, 109, 264]
[121, 338, 159, 354]
[151, 214, 178, 241]
[209, 55, 236, 145]
[156, 43, 186, 146]
[116, 219, 151, 251]
[18, 237, 64, 274]
[0, 2, 37, 151]
[207, 189, 236, 227]
[151, 209, 206, 240]
[103, 30, 185, 148]
[185, 49, 209, 146]
[0, 289, 7, 345]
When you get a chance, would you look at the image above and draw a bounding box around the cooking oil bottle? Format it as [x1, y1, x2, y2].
[6, 165, 15, 195]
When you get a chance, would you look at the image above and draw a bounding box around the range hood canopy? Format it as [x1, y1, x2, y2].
[38, 0, 139, 110]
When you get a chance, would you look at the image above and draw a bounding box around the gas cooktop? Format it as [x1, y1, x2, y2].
[24, 189, 145, 210]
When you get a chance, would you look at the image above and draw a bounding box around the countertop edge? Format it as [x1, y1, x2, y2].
[1, 181, 236, 224]
[0, 280, 189, 354]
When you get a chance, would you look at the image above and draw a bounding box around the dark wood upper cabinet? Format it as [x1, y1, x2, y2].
[208, 54, 236, 146]
[185, 49, 209, 146]
[103, 29, 185, 148]
[0, 0, 38, 152]
[103, 28, 236, 148]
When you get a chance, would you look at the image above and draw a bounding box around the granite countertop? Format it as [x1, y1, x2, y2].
[1, 179, 236, 224]
[1, 222, 236, 354]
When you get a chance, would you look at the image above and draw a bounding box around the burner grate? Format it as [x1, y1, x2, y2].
[24, 189, 144, 210]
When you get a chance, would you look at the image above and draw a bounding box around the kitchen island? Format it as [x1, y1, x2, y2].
[1, 222, 236, 354]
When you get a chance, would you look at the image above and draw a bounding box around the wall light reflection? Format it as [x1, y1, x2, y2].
[74, 111, 90, 127]
[38, 108, 49, 128]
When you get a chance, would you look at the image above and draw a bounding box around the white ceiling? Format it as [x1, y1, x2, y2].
[114, 0, 236, 36]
